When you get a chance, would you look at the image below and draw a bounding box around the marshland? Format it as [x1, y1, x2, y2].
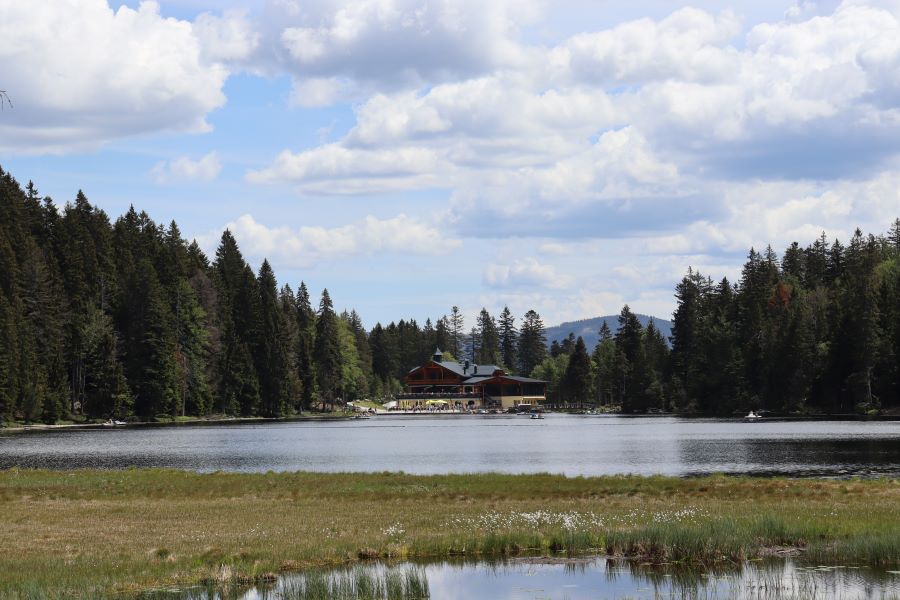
[2, 468, 900, 598]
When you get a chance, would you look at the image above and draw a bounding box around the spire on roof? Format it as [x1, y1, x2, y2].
[432, 348, 443, 362]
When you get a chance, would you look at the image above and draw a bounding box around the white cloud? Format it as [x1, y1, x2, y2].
[289, 78, 347, 108]
[251, 0, 900, 204]
[246, 144, 448, 193]
[549, 8, 741, 86]
[0, 0, 230, 154]
[151, 151, 222, 184]
[483, 258, 574, 290]
[200, 213, 461, 267]
[266, 0, 540, 95]
[193, 9, 260, 63]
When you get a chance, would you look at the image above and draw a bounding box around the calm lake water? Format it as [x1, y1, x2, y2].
[147, 558, 900, 600]
[2, 415, 899, 476]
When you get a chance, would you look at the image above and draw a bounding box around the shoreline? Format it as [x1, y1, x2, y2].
[3, 410, 898, 435]
[0, 413, 355, 434]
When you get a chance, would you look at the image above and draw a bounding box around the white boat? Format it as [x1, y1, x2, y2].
[103, 419, 126, 427]
[530, 411, 544, 420]
[744, 411, 762, 421]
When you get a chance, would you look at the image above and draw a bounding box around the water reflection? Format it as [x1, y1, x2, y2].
[1, 416, 898, 476]
[141, 557, 900, 600]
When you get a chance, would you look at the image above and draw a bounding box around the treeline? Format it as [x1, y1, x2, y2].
[0, 168, 552, 422]
[535, 221, 900, 415]
[1, 166, 897, 421]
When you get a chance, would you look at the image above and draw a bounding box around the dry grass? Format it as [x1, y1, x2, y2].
[1, 469, 898, 598]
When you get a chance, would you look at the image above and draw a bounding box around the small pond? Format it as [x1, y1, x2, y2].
[141, 557, 900, 600]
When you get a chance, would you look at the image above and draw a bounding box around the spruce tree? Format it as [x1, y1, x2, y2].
[255, 260, 291, 417]
[448, 306, 464, 358]
[615, 305, 649, 413]
[295, 281, 316, 410]
[370, 322, 399, 393]
[476, 308, 501, 365]
[498, 306, 518, 373]
[314, 289, 341, 411]
[212, 231, 260, 415]
[518, 310, 547, 376]
[562, 336, 592, 406]
[642, 320, 669, 411]
[124, 259, 177, 417]
[592, 323, 617, 405]
[347, 309, 373, 395]
[434, 316, 450, 355]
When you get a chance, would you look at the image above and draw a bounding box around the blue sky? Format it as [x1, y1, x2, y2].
[1, 0, 899, 328]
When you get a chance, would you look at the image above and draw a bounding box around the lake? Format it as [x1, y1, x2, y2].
[147, 557, 900, 600]
[2, 415, 899, 476]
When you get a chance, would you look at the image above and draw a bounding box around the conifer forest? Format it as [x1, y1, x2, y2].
[1, 167, 898, 422]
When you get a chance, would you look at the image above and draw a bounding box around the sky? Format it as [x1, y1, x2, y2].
[1, 0, 899, 329]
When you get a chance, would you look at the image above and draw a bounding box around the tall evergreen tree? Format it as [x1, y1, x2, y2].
[314, 289, 341, 411]
[212, 231, 260, 415]
[498, 306, 518, 373]
[124, 258, 177, 417]
[615, 305, 650, 413]
[591, 323, 618, 405]
[562, 336, 593, 406]
[255, 260, 291, 417]
[518, 310, 547, 376]
[475, 308, 501, 365]
[448, 306, 464, 358]
[295, 281, 316, 410]
[370, 322, 399, 394]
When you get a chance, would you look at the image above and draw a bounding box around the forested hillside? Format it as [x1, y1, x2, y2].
[0, 166, 897, 421]
[546, 314, 672, 353]
[536, 224, 900, 415]
[667, 228, 900, 415]
[0, 168, 550, 422]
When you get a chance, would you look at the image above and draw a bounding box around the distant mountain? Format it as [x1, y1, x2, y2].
[545, 314, 673, 350]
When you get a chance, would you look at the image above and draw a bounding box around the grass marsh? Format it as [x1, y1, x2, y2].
[1, 470, 898, 598]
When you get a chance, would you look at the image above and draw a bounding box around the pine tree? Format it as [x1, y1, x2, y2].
[346, 309, 373, 398]
[369, 322, 399, 394]
[295, 282, 316, 410]
[448, 306, 464, 358]
[475, 308, 501, 365]
[82, 306, 131, 418]
[314, 289, 341, 411]
[498, 306, 518, 373]
[615, 305, 650, 413]
[124, 259, 177, 418]
[642, 320, 669, 411]
[592, 324, 617, 405]
[518, 310, 547, 376]
[889, 218, 900, 251]
[255, 260, 291, 417]
[434, 316, 450, 355]
[562, 336, 593, 406]
[171, 279, 212, 416]
[212, 231, 260, 415]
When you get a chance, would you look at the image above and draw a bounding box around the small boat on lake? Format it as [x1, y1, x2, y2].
[743, 411, 762, 421]
[530, 410, 544, 420]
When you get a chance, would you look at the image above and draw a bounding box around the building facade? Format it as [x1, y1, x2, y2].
[399, 349, 547, 410]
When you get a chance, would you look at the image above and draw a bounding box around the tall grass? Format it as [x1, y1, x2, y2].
[280, 566, 429, 600]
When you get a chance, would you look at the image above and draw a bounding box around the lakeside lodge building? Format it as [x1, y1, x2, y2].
[398, 349, 547, 410]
